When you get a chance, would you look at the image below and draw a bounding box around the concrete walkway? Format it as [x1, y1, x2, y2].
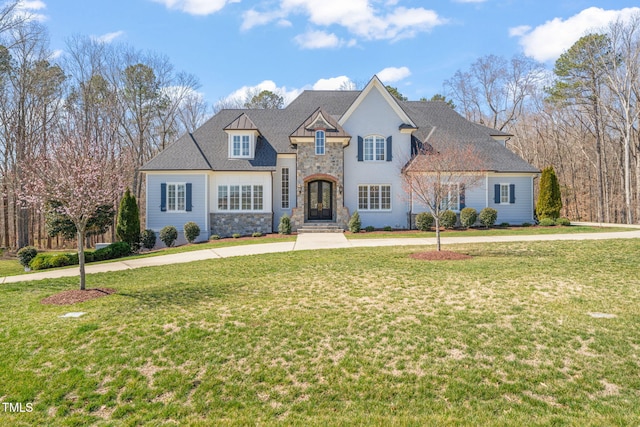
[2, 223, 640, 284]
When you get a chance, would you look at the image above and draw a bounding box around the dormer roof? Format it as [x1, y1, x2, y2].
[290, 108, 350, 139]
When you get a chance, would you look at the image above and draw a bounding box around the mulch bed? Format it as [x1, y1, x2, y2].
[409, 251, 473, 261]
[41, 288, 117, 305]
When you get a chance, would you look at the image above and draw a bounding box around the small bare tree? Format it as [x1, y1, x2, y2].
[402, 144, 485, 251]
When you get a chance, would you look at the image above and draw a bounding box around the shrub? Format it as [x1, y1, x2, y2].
[383, 225, 393, 232]
[252, 232, 263, 237]
[479, 208, 498, 228]
[522, 222, 532, 227]
[348, 211, 361, 233]
[364, 226, 375, 232]
[416, 212, 434, 231]
[460, 208, 477, 228]
[183, 221, 201, 243]
[116, 188, 141, 250]
[278, 214, 292, 235]
[210, 234, 221, 240]
[141, 229, 157, 250]
[441, 210, 457, 229]
[159, 225, 178, 247]
[30, 253, 75, 270]
[537, 166, 562, 220]
[92, 242, 131, 262]
[539, 218, 556, 226]
[555, 217, 571, 226]
[500, 222, 510, 227]
[17, 246, 38, 268]
[232, 233, 241, 239]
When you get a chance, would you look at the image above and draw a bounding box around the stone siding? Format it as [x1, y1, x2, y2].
[210, 213, 273, 237]
[290, 140, 350, 230]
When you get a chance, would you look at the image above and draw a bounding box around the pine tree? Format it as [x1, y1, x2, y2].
[116, 188, 141, 250]
[536, 166, 563, 220]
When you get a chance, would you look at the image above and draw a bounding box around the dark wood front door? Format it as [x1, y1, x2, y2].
[308, 180, 333, 220]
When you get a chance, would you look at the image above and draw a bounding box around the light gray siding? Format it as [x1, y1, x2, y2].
[273, 156, 296, 230]
[487, 175, 535, 224]
[145, 173, 209, 246]
[342, 87, 412, 229]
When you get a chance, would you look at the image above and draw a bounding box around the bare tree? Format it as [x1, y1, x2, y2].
[402, 144, 485, 251]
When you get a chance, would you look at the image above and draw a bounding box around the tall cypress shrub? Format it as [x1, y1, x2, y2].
[116, 188, 141, 250]
[536, 166, 562, 220]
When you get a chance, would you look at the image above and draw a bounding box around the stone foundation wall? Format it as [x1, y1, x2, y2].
[210, 213, 274, 237]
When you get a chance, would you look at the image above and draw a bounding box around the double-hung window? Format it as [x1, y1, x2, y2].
[167, 183, 186, 212]
[315, 130, 325, 155]
[358, 184, 392, 211]
[500, 184, 510, 204]
[364, 136, 385, 161]
[440, 183, 460, 211]
[231, 135, 251, 158]
[218, 184, 264, 211]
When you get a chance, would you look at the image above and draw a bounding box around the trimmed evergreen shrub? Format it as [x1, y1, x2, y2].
[460, 207, 477, 228]
[278, 214, 292, 235]
[17, 246, 38, 268]
[141, 229, 157, 250]
[416, 212, 434, 231]
[364, 226, 375, 232]
[210, 234, 221, 240]
[383, 226, 393, 232]
[160, 225, 178, 247]
[116, 188, 141, 250]
[441, 210, 457, 229]
[500, 222, 510, 227]
[183, 221, 201, 243]
[555, 217, 571, 226]
[232, 233, 241, 239]
[536, 166, 562, 220]
[479, 208, 498, 228]
[252, 232, 263, 237]
[522, 222, 532, 227]
[539, 218, 556, 226]
[29, 242, 131, 271]
[348, 211, 361, 233]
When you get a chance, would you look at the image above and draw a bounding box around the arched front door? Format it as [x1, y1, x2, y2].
[307, 180, 333, 220]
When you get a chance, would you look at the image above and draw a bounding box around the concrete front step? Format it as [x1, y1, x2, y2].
[297, 223, 344, 233]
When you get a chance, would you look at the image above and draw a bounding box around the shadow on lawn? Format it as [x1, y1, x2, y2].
[116, 281, 238, 308]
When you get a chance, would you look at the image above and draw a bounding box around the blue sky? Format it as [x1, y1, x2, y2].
[25, 0, 640, 105]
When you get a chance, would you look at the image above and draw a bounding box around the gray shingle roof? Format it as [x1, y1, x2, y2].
[141, 90, 538, 174]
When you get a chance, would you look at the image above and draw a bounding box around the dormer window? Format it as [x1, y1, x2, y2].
[228, 133, 254, 159]
[315, 130, 325, 155]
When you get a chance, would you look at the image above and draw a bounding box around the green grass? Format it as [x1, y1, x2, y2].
[347, 224, 631, 239]
[1, 239, 640, 425]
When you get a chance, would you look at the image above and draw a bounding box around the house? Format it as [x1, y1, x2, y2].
[140, 76, 539, 243]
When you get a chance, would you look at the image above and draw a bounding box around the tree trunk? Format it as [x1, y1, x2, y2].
[435, 217, 441, 251]
[77, 228, 86, 291]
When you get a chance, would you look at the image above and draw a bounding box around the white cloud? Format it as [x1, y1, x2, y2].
[150, 0, 239, 16]
[452, 0, 486, 3]
[92, 31, 125, 44]
[15, 0, 48, 22]
[222, 80, 302, 107]
[312, 76, 355, 90]
[242, 0, 447, 46]
[512, 7, 640, 62]
[377, 66, 411, 83]
[294, 30, 342, 49]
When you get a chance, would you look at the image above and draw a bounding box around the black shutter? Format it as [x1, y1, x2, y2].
[459, 184, 465, 209]
[357, 136, 363, 161]
[509, 184, 516, 204]
[386, 136, 393, 161]
[186, 183, 193, 211]
[160, 183, 167, 211]
[494, 184, 500, 204]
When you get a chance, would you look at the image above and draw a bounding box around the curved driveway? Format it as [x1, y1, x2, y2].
[2, 222, 639, 284]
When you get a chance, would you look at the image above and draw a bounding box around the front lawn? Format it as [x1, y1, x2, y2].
[1, 239, 639, 425]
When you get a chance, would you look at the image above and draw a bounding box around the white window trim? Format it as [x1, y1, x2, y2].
[315, 130, 325, 155]
[440, 183, 460, 211]
[363, 135, 386, 162]
[499, 183, 510, 204]
[358, 184, 392, 211]
[281, 167, 290, 209]
[228, 133, 254, 159]
[217, 184, 265, 212]
[166, 182, 187, 213]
